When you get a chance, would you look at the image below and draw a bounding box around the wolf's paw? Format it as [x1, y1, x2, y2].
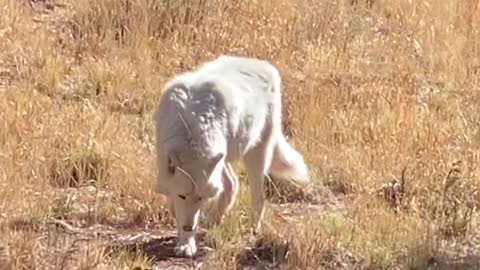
[174, 242, 197, 257]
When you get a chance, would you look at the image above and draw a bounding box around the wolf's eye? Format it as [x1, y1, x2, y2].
[178, 194, 186, 200]
[167, 157, 176, 175]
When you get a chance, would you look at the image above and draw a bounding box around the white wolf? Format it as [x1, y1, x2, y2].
[153, 55, 309, 257]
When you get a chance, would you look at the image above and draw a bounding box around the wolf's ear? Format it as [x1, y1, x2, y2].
[203, 153, 225, 197]
[211, 152, 224, 165]
[170, 84, 190, 100]
[207, 153, 225, 173]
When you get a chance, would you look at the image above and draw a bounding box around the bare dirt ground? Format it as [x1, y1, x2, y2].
[3, 182, 478, 270]
[1, 185, 349, 270]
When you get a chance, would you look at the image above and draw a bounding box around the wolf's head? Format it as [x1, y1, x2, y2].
[154, 79, 227, 202]
[155, 151, 225, 202]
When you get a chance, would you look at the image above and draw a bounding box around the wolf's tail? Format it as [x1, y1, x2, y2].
[268, 134, 310, 184]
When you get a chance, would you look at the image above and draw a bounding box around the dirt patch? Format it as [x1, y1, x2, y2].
[235, 239, 289, 270]
[427, 232, 480, 270]
[270, 190, 353, 223]
[107, 233, 210, 269]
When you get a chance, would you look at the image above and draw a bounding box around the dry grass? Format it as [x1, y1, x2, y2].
[1, 0, 480, 269]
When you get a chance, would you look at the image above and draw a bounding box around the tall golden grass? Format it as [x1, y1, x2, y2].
[0, 0, 479, 269]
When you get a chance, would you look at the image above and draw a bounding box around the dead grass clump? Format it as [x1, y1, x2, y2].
[105, 249, 154, 270]
[318, 162, 359, 195]
[49, 142, 111, 188]
[435, 162, 479, 238]
[48, 195, 75, 220]
[0, 244, 9, 270]
[67, 0, 218, 47]
[206, 210, 363, 269]
[282, 201, 435, 269]
[346, 198, 436, 269]
[0, 231, 39, 270]
[285, 216, 364, 270]
[375, 166, 416, 213]
[235, 231, 290, 269]
[378, 161, 479, 239]
[58, 66, 103, 101]
[108, 95, 151, 116]
[419, 161, 480, 238]
[264, 175, 319, 204]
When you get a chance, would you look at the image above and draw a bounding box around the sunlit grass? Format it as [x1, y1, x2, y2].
[0, 0, 479, 268]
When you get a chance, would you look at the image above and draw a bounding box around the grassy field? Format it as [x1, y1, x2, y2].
[1, 0, 480, 269]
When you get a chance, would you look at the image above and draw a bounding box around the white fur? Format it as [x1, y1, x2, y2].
[153, 55, 310, 257]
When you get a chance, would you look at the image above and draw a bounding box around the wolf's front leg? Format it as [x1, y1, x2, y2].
[172, 196, 202, 257]
[206, 163, 239, 227]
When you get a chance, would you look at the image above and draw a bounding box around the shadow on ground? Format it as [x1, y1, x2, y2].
[107, 235, 209, 262]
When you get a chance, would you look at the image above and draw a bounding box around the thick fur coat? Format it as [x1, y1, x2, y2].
[153, 55, 309, 256]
